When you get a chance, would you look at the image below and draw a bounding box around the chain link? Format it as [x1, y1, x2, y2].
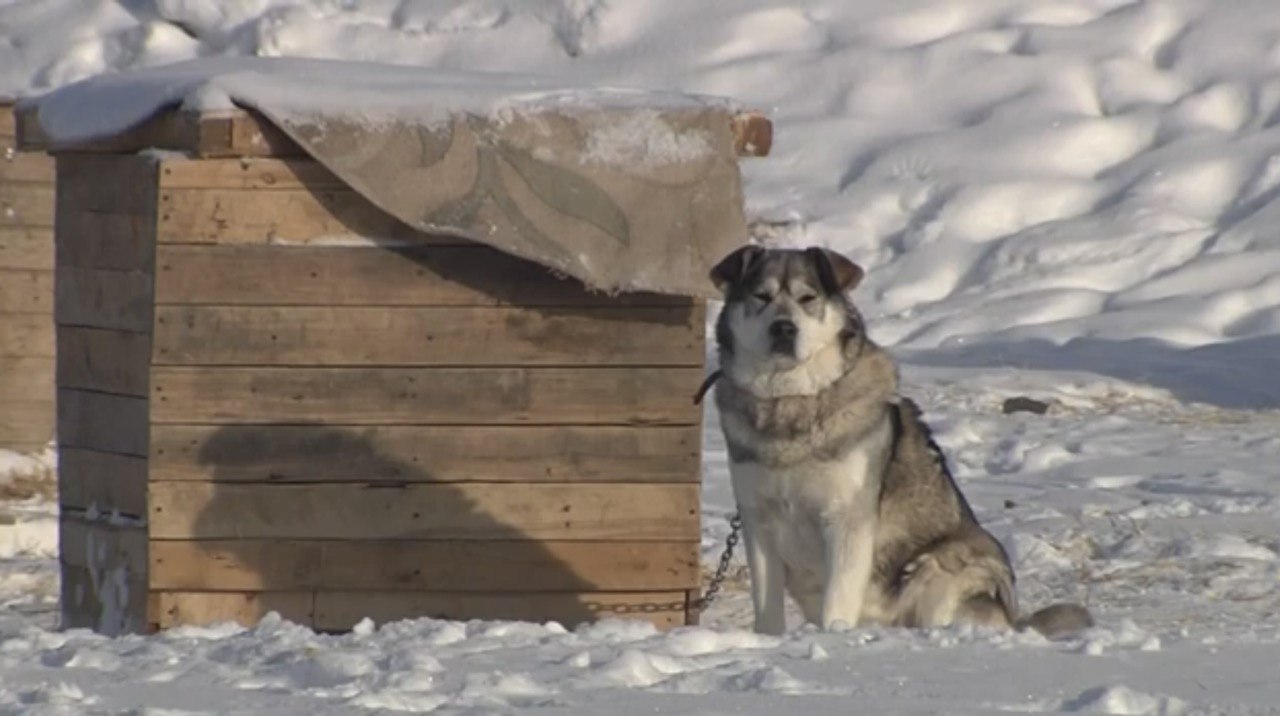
[586, 511, 742, 618]
[693, 511, 741, 611]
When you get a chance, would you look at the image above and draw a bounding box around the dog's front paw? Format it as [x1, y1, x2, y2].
[821, 617, 857, 633]
[754, 615, 787, 636]
[820, 602, 864, 631]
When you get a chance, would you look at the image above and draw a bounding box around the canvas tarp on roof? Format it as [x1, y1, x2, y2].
[26, 58, 751, 297]
[259, 106, 748, 299]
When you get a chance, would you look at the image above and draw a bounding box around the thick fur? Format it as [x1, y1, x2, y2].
[710, 246, 1093, 639]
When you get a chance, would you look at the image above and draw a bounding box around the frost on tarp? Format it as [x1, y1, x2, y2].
[30, 57, 750, 297]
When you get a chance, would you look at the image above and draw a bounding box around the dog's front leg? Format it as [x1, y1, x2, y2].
[740, 512, 787, 635]
[820, 508, 876, 630]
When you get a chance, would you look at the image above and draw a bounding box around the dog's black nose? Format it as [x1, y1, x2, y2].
[769, 320, 798, 341]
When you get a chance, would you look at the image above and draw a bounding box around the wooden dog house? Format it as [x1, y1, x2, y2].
[0, 103, 56, 455]
[20, 63, 770, 635]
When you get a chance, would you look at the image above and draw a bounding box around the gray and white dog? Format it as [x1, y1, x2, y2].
[708, 244, 1092, 639]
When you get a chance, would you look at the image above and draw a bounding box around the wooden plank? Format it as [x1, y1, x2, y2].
[221, 111, 302, 157]
[0, 398, 54, 446]
[55, 265, 153, 333]
[61, 564, 149, 635]
[152, 244, 689, 307]
[0, 312, 53, 356]
[0, 268, 52, 312]
[155, 187, 452, 245]
[0, 182, 54, 227]
[159, 158, 347, 191]
[0, 440, 49, 455]
[58, 389, 149, 456]
[149, 367, 702, 425]
[57, 154, 158, 214]
[59, 447, 148, 517]
[56, 210, 156, 271]
[149, 424, 699, 483]
[147, 482, 700, 541]
[0, 150, 54, 184]
[149, 540, 699, 591]
[174, 109, 301, 158]
[152, 591, 314, 630]
[313, 590, 689, 631]
[11, 102, 43, 151]
[150, 541, 320, 593]
[18, 107, 300, 157]
[57, 326, 150, 396]
[151, 305, 701, 367]
[0, 103, 14, 139]
[732, 111, 773, 157]
[0, 356, 53, 401]
[0, 225, 53, 270]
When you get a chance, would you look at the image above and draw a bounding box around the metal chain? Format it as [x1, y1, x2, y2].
[584, 511, 743, 617]
[693, 511, 742, 610]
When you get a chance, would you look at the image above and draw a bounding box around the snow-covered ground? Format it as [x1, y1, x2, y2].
[3, 384, 1278, 714]
[4, 0, 1280, 713]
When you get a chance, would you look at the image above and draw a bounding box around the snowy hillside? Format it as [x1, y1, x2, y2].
[3, 0, 1280, 713]
[8, 1, 1280, 370]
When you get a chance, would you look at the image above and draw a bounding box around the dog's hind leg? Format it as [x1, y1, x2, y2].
[892, 545, 1016, 631]
[953, 593, 1016, 631]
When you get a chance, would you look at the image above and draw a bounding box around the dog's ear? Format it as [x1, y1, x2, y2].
[710, 245, 764, 293]
[807, 247, 864, 294]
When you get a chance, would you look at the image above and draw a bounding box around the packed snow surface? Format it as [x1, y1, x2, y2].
[4, 0, 1280, 713]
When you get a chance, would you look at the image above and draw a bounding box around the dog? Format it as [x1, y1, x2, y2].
[708, 244, 1092, 639]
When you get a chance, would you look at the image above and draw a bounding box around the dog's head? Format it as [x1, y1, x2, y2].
[711, 245, 867, 393]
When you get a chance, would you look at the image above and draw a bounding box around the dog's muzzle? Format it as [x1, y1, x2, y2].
[769, 319, 797, 356]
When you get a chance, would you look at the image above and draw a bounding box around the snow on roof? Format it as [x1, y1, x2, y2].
[27, 57, 738, 146]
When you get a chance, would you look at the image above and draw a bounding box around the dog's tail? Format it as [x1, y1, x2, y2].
[1015, 602, 1094, 640]
[982, 553, 1093, 639]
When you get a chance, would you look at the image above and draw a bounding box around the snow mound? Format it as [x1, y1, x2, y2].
[1062, 684, 1187, 715]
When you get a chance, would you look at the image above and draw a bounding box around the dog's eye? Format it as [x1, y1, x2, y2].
[753, 292, 772, 302]
[798, 294, 817, 304]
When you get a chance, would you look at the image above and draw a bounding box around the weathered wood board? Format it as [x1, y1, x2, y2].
[0, 226, 53, 270]
[148, 482, 700, 541]
[0, 103, 56, 455]
[151, 305, 702, 366]
[149, 540, 699, 591]
[149, 367, 702, 425]
[148, 424, 699, 483]
[152, 244, 687, 307]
